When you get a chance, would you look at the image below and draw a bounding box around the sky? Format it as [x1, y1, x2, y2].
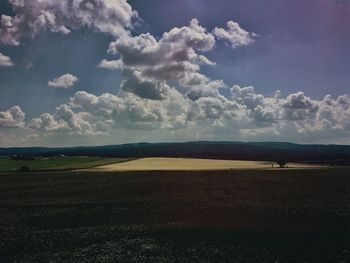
[0, 0, 349, 147]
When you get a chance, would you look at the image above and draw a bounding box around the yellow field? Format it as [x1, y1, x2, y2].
[88, 157, 324, 172]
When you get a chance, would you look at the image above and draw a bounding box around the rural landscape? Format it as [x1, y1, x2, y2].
[1, 142, 350, 262]
[1, 0, 350, 262]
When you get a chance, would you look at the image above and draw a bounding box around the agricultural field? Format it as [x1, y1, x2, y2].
[0, 156, 133, 173]
[1, 166, 350, 262]
[91, 157, 325, 172]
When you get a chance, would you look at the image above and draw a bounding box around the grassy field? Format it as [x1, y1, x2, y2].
[91, 157, 325, 172]
[0, 167, 350, 262]
[0, 156, 133, 173]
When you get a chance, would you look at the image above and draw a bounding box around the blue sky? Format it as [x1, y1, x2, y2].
[0, 0, 349, 146]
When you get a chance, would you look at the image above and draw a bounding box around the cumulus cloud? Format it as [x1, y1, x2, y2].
[282, 92, 319, 121]
[101, 19, 222, 100]
[316, 95, 350, 131]
[70, 89, 192, 130]
[0, 0, 137, 46]
[29, 104, 108, 135]
[98, 59, 123, 70]
[1, 7, 349, 145]
[23, 85, 350, 143]
[0, 106, 25, 128]
[28, 89, 184, 134]
[213, 21, 255, 48]
[0, 52, 14, 66]
[99, 19, 256, 102]
[120, 71, 172, 100]
[48, 74, 78, 89]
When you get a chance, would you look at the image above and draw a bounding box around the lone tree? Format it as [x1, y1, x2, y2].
[277, 159, 287, 168]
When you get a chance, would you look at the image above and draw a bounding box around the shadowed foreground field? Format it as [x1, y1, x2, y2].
[1, 168, 350, 262]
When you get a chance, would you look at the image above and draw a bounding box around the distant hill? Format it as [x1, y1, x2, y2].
[1, 141, 350, 165]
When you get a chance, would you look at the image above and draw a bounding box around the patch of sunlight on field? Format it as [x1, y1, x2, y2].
[89, 158, 325, 172]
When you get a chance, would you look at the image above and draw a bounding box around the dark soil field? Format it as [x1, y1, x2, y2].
[1, 168, 350, 262]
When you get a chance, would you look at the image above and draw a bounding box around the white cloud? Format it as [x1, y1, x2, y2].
[1, 9, 349, 145]
[102, 19, 222, 100]
[0, 84, 347, 145]
[316, 94, 350, 131]
[282, 92, 319, 121]
[213, 21, 255, 48]
[0, 0, 137, 46]
[0, 106, 25, 128]
[29, 104, 107, 135]
[0, 52, 14, 66]
[98, 59, 123, 70]
[48, 74, 78, 89]
[69, 89, 192, 130]
[23, 86, 350, 142]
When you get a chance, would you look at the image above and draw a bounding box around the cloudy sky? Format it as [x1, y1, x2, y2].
[0, 0, 349, 147]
